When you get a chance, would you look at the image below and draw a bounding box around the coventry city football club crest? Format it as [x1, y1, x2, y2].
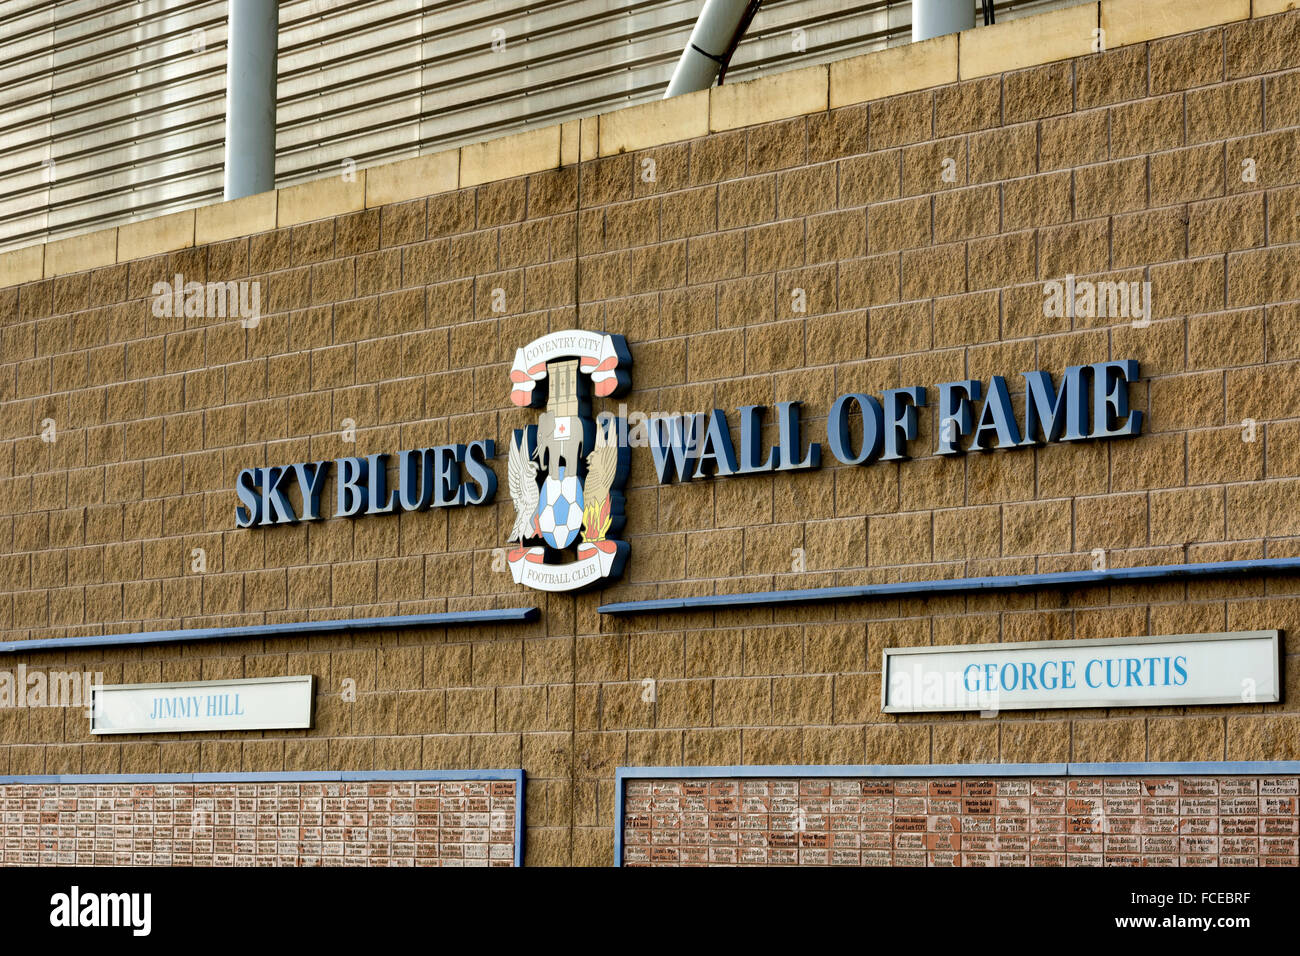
[506, 330, 632, 592]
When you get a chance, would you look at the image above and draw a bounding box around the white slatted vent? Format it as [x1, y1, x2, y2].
[0, 0, 1078, 251]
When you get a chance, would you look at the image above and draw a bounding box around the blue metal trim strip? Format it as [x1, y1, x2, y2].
[0, 769, 527, 867]
[612, 760, 1300, 866]
[613, 768, 624, 869]
[598, 557, 1300, 615]
[0, 608, 540, 655]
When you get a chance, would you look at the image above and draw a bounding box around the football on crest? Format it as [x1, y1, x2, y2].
[535, 472, 584, 550]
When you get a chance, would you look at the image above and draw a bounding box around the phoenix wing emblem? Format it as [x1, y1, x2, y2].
[581, 419, 619, 543]
[507, 432, 540, 543]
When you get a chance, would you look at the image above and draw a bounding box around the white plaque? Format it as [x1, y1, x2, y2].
[90, 675, 314, 734]
[882, 631, 1280, 714]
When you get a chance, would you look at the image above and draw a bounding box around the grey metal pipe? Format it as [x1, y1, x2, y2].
[223, 0, 278, 201]
[912, 0, 976, 42]
[664, 0, 756, 98]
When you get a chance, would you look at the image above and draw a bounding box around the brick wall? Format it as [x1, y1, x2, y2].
[1, 6, 1300, 865]
[2, 778, 519, 866]
[622, 775, 1300, 866]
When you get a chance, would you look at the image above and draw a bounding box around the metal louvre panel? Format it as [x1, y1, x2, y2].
[0, 0, 1084, 252]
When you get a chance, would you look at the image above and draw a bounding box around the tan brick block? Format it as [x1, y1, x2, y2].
[828, 673, 874, 725]
[930, 183, 998, 243]
[777, 162, 835, 217]
[1112, 207, 1187, 268]
[742, 221, 801, 277]
[117, 210, 194, 263]
[1076, 44, 1148, 110]
[45, 228, 117, 278]
[901, 136, 966, 196]
[656, 679, 711, 729]
[772, 675, 832, 725]
[868, 91, 933, 151]
[968, 231, 1035, 291]
[803, 623, 866, 675]
[1190, 193, 1265, 255]
[363, 150, 458, 208]
[1152, 256, 1226, 318]
[1003, 172, 1072, 232]
[600, 90, 708, 157]
[1149, 486, 1225, 545]
[1227, 479, 1300, 539]
[746, 121, 806, 178]
[807, 208, 866, 263]
[1110, 95, 1185, 158]
[278, 174, 365, 228]
[1038, 223, 1111, 284]
[713, 676, 771, 726]
[1072, 718, 1146, 762]
[1267, 302, 1300, 360]
[1074, 158, 1147, 219]
[869, 511, 932, 566]
[1267, 420, 1300, 477]
[1001, 720, 1071, 763]
[1145, 716, 1224, 761]
[1150, 30, 1226, 94]
[741, 728, 802, 765]
[1187, 79, 1264, 144]
[935, 76, 1002, 136]
[0, 243, 44, 288]
[803, 727, 863, 764]
[900, 243, 966, 299]
[1227, 715, 1300, 760]
[710, 64, 828, 133]
[969, 123, 1036, 183]
[1149, 370, 1223, 431]
[932, 722, 999, 763]
[864, 724, 930, 764]
[959, 4, 1098, 79]
[868, 196, 931, 252]
[194, 191, 277, 245]
[1075, 493, 1147, 550]
[1039, 110, 1108, 172]
[1255, 0, 1299, 14]
[1188, 308, 1264, 369]
[830, 33, 957, 108]
[1102, 0, 1248, 48]
[1190, 426, 1261, 489]
[1003, 499, 1072, 556]
[966, 441, 1036, 504]
[934, 505, 1004, 564]
[1265, 71, 1300, 130]
[934, 291, 993, 347]
[743, 626, 802, 676]
[1004, 61, 1073, 124]
[1149, 143, 1224, 206]
[1149, 600, 1228, 635]
[1228, 246, 1296, 308]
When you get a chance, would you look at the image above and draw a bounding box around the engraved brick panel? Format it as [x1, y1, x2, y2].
[621, 775, 1300, 867]
[1, 778, 518, 867]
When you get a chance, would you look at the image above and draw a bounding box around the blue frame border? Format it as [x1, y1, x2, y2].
[598, 557, 1300, 615]
[0, 768, 526, 867]
[612, 761, 1300, 866]
[0, 608, 541, 656]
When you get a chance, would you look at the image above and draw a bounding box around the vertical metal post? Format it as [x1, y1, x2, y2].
[912, 0, 976, 42]
[223, 0, 278, 201]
